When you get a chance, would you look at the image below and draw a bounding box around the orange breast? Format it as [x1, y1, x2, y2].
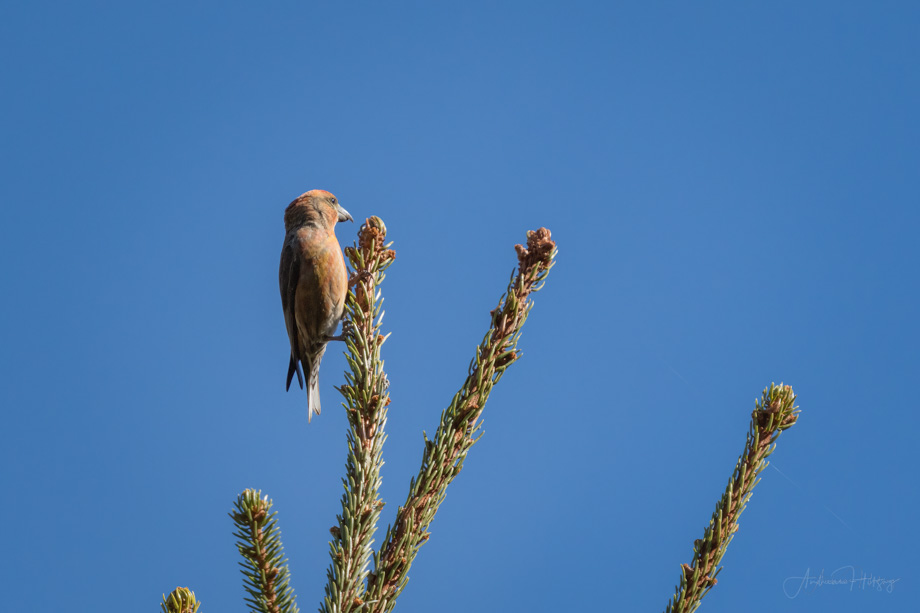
[294, 228, 348, 344]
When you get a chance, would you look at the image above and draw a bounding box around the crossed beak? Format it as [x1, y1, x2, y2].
[336, 203, 354, 223]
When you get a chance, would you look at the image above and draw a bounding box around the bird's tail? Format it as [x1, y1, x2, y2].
[307, 372, 321, 422]
[305, 346, 326, 422]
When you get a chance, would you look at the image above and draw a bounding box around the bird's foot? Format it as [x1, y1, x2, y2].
[349, 269, 373, 288]
[327, 320, 356, 342]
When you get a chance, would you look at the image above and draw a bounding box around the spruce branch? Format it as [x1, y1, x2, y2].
[161, 587, 201, 613]
[664, 383, 800, 613]
[323, 217, 395, 613]
[363, 228, 557, 612]
[230, 489, 299, 613]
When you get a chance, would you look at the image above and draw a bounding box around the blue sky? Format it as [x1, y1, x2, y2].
[1, 2, 917, 611]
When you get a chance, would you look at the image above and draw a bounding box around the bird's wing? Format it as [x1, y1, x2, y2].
[279, 242, 305, 390]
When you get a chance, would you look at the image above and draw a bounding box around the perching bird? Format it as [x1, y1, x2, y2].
[279, 189, 353, 421]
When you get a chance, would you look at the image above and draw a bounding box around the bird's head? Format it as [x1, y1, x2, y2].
[284, 189, 354, 231]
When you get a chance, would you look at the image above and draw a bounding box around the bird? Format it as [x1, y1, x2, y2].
[279, 189, 353, 421]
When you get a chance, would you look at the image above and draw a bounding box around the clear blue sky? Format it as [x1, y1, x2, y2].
[1, 3, 916, 611]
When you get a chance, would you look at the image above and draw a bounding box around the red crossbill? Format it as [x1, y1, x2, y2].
[279, 190, 353, 421]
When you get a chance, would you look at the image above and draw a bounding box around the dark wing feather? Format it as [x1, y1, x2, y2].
[280, 243, 305, 390]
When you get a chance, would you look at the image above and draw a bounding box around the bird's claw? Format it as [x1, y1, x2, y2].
[327, 320, 356, 343]
[349, 269, 373, 288]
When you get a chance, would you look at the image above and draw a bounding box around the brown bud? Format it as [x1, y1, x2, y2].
[518, 227, 555, 269]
